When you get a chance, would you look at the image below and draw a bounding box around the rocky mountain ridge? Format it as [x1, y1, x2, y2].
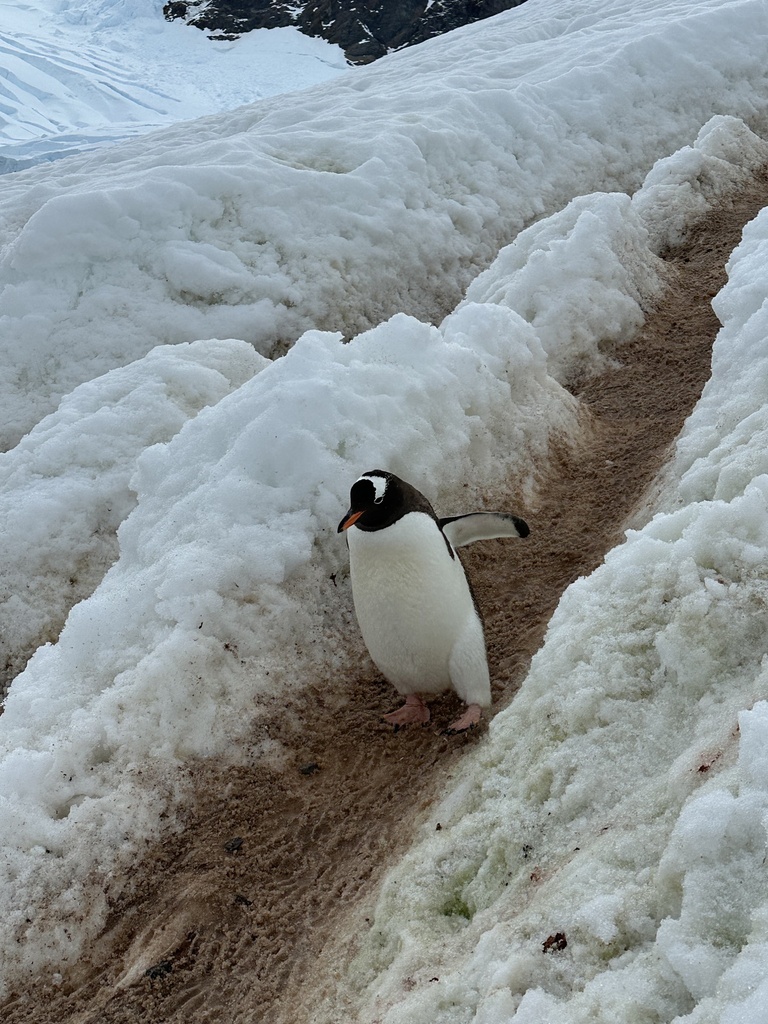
[163, 0, 526, 63]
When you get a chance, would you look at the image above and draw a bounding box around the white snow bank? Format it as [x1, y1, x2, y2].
[349, 202, 768, 1024]
[2, 0, 768, 448]
[634, 115, 768, 252]
[456, 191, 665, 382]
[665, 205, 768, 508]
[454, 116, 768, 382]
[0, 337, 266, 695]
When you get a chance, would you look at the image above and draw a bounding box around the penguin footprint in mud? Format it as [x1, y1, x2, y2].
[338, 470, 529, 734]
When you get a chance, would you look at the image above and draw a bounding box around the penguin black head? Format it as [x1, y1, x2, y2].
[337, 470, 436, 533]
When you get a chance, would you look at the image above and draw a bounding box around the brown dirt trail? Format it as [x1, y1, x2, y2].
[3, 170, 768, 1024]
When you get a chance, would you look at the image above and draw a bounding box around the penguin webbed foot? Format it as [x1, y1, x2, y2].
[444, 703, 483, 735]
[382, 693, 431, 729]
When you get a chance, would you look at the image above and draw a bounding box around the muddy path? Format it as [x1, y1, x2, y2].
[3, 170, 768, 1024]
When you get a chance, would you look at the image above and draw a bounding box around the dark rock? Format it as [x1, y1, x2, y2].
[542, 931, 568, 953]
[145, 959, 174, 980]
[163, 0, 528, 65]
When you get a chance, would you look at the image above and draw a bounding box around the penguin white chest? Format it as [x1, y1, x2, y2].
[347, 512, 482, 694]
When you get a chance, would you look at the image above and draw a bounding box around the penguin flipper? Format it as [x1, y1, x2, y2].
[440, 511, 529, 548]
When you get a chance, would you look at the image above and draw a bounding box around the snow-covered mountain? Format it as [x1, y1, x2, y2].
[2, 0, 768, 1021]
[0, 0, 348, 171]
[163, 0, 527, 63]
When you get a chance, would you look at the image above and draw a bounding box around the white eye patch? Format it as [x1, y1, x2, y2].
[361, 472, 388, 504]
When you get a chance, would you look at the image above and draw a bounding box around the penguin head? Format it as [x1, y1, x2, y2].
[338, 470, 435, 533]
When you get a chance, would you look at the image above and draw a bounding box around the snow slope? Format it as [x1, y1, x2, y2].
[0, 337, 267, 692]
[1, 0, 768, 1019]
[2, 0, 768, 450]
[0, 0, 348, 171]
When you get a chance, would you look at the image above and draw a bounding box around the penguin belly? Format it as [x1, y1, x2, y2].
[347, 513, 490, 706]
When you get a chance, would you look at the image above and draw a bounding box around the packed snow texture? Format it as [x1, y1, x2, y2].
[2, 0, 768, 449]
[0, 338, 267, 692]
[0, 0, 348, 170]
[351, 198, 768, 1024]
[1, 0, 768, 1017]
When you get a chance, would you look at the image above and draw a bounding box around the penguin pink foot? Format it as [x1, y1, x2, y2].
[382, 693, 430, 728]
[445, 703, 482, 734]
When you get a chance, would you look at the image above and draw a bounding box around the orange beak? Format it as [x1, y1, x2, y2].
[338, 509, 365, 532]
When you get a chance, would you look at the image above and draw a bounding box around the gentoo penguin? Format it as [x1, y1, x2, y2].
[338, 470, 529, 733]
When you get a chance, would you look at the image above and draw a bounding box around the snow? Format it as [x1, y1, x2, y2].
[0, 0, 768, 1018]
[2, 0, 768, 450]
[0, 0, 348, 171]
[0, 337, 266, 692]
